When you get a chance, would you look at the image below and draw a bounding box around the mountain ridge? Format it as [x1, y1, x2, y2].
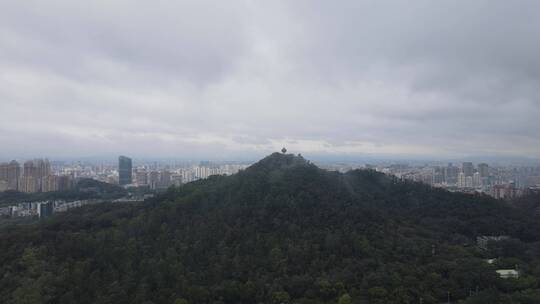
[1, 153, 540, 303]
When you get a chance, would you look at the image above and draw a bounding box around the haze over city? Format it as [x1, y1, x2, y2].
[1, 1, 540, 160]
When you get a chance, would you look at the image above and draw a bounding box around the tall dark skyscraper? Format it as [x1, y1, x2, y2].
[118, 155, 133, 185]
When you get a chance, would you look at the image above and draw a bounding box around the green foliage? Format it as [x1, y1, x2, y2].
[0, 153, 540, 303]
[271, 291, 290, 304]
[337, 293, 352, 304]
[0, 178, 127, 207]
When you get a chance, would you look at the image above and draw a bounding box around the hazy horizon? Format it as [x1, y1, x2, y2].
[1, 152, 539, 167]
[2, 1, 540, 159]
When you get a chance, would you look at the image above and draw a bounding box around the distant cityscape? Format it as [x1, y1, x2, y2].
[0, 159, 73, 193]
[2, 155, 540, 201]
[0, 156, 251, 220]
[0, 156, 251, 194]
[320, 161, 540, 200]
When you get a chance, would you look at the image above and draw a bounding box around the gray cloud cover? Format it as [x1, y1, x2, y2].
[1, 0, 539, 159]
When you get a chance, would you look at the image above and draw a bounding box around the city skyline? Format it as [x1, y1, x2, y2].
[2, 153, 540, 194]
[1, 1, 540, 159]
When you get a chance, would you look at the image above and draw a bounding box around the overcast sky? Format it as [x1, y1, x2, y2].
[1, 0, 539, 160]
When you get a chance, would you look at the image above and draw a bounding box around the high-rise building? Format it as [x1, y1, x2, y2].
[444, 164, 459, 184]
[42, 175, 57, 192]
[478, 163, 489, 186]
[149, 171, 159, 189]
[159, 170, 172, 188]
[432, 167, 444, 184]
[0, 160, 74, 193]
[35, 159, 51, 182]
[21, 159, 51, 193]
[462, 162, 474, 177]
[0, 163, 8, 183]
[135, 170, 148, 186]
[465, 176, 474, 188]
[195, 166, 211, 179]
[473, 172, 481, 188]
[478, 163, 489, 178]
[182, 169, 196, 183]
[457, 172, 466, 188]
[0, 161, 18, 190]
[7, 160, 21, 191]
[23, 161, 37, 193]
[118, 156, 133, 185]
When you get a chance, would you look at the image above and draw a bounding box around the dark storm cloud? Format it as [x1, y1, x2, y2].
[0, 0, 539, 158]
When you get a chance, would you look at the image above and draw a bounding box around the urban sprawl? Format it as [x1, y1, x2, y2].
[2, 156, 540, 220]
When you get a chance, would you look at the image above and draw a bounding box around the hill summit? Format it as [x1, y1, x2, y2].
[1, 153, 540, 304]
[246, 152, 309, 172]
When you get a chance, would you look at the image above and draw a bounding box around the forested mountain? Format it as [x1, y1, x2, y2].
[512, 193, 540, 216]
[1, 153, 540, 304]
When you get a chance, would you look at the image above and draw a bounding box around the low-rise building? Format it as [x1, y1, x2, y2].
[477, 235, 509, 250]
[496, 269, 519, 279]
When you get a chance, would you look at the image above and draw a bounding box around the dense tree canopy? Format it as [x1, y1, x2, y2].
[1, 153, 540, 303]
[0, 178, 127, 207]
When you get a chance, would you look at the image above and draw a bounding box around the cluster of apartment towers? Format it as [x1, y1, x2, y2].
[0, 159, 72, 193]
[424, 162, 490, 188]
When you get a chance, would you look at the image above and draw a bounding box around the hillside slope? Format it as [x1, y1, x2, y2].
[1, 153, 539, 304]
